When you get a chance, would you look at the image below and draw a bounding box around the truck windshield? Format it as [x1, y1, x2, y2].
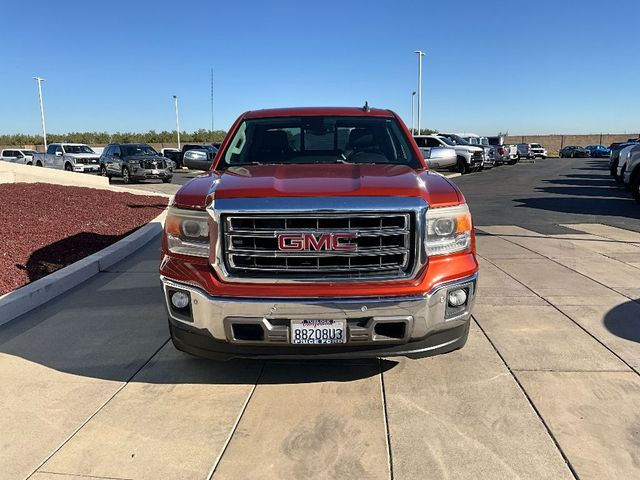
[64, 145, 95, 154]
[220, 116, 421, 168]
[122, 145, 158, 156]
[440, 134, 470, 146]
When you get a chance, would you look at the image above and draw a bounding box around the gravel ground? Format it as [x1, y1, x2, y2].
[0, 183, 167, 295]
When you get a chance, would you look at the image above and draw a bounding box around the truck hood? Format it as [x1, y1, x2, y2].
[455, 145, 483, 153]
[173, 164, 462, 209]
[66, 153, 101, 159]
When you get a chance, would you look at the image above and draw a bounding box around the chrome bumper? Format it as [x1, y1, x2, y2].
[160, 274, 477, 356]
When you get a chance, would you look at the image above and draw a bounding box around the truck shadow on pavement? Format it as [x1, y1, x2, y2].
[603, 299, 640, 344]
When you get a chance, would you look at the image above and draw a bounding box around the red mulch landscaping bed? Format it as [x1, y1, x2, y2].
[0, 183, 167, 296]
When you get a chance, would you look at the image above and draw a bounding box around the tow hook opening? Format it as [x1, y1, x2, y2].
[232, 323, 265, 342]
[373, 321, 407, 340]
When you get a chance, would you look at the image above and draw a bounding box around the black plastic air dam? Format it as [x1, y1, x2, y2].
[168, 318, 470, 361]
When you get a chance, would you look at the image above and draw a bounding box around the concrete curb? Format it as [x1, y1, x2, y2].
[443, 173, 462, 179]
[0, 209, 168, 327]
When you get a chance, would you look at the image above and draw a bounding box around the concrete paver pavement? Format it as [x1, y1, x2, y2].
[2, 158, 640, 479]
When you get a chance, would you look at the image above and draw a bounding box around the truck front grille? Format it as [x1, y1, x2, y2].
[141, 160, 164, 169]
[222, 213, 415, 279]
[472, 151, 483, 162]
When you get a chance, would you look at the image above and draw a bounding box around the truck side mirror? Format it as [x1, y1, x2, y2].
[55, 151, 62, 156]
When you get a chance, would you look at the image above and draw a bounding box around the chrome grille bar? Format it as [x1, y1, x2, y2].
[222, 212, 414, 279]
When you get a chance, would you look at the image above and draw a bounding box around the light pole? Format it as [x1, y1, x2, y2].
[414, 50, 425, 134]
[33, 76, 47, 149]
[411, 91, 416, 135]
[172, 95, 181, 149]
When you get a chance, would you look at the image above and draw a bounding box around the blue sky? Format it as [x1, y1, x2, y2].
[1, 0, 639, 136]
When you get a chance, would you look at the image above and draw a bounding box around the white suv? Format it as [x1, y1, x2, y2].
[529, 143, 547, 159]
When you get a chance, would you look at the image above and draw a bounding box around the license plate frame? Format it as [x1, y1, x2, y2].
[291, 319, 346, 345]
[151, 169, 160, 174]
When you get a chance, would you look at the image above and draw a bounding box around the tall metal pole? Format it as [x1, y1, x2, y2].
[414, 50, 425, 134]
[411, 91, 416, 135]
[211, 68, 219, 132]
[172, 95, 181, 149]
[33, 76, 47, 149]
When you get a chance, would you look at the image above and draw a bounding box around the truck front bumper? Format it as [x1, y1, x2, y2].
[160, 274, 477, 360]
[74, 164, 100, 172]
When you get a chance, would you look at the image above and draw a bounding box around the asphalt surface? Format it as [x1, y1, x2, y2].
[2, 157, 640, 479]
[453, 157, 640, 234]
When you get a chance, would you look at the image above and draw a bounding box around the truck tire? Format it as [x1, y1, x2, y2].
[99, 165, 111, 180]
[610, 160, 618, 178]
[64, 163, 73, 171]
[36, 161, 43, 167]
[456, 156, 469, 174]
[631, 170, 640, 204]
[616, 166, 625, 183]
[162, 178, 172, 183]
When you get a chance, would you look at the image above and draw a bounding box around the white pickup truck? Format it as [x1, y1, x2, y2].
[32, 143, 101, 172]
[0, 148, 40, 165]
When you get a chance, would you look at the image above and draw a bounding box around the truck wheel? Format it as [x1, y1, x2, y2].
[162, 178, 172, 183]
[631, 171, 640, 204]
[610, 161, 618, 178]
[616, 166, 625, 183]
[122, 167, 134, 184]
[36, 161, 43, 167]
[64, 163, 73, 171]
[456, 156, 467, 174]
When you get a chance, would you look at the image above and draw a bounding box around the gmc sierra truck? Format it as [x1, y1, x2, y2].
[160, 107, 478, 360]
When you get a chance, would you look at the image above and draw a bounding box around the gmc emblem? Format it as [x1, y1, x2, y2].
[278, 233, 357, 252]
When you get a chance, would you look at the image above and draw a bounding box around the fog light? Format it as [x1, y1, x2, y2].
[171, 291, 190, 309]
[448, 289, 467, 307]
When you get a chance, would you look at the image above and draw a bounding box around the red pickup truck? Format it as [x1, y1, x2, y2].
[160, 107, 478, 360]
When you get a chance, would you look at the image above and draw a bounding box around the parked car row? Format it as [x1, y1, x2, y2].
[413, 134, 544, 175]
[5, 143, 103, 172]
[558, 144, 612, 158]
[609, 139, 640, 202]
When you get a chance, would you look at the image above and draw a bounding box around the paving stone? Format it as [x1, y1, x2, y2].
[491, 257, 614, 298]
[555, 302, 640, 370]
[473, 305, 627, 371]
[383, 323, 573, 480]
[41, 345, 262, 480]
[517, 371, 640, 480]
[212, 361, 389, 480]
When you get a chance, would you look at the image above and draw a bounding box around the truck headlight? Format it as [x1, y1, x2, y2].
[165, 207, 210, 257]
[425, 204, 472, 256]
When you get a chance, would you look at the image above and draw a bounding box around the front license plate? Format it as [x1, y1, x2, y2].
[291, 319, 346, 345]
[152, 169, 159, 174]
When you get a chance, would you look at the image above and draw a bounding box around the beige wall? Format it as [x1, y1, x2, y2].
[504, 134, 639, 156]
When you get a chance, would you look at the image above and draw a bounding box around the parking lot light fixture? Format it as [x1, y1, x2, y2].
[33, 76, 47, 149]
[173, 95, 181, 150]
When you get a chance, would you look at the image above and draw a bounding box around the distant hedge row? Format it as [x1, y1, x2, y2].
[0, 129, 227, 146]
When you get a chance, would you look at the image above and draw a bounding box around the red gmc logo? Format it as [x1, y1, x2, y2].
[278, 233, 357, 251]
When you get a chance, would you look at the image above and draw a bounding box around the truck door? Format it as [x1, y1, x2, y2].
[109, 146, 122, 175]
